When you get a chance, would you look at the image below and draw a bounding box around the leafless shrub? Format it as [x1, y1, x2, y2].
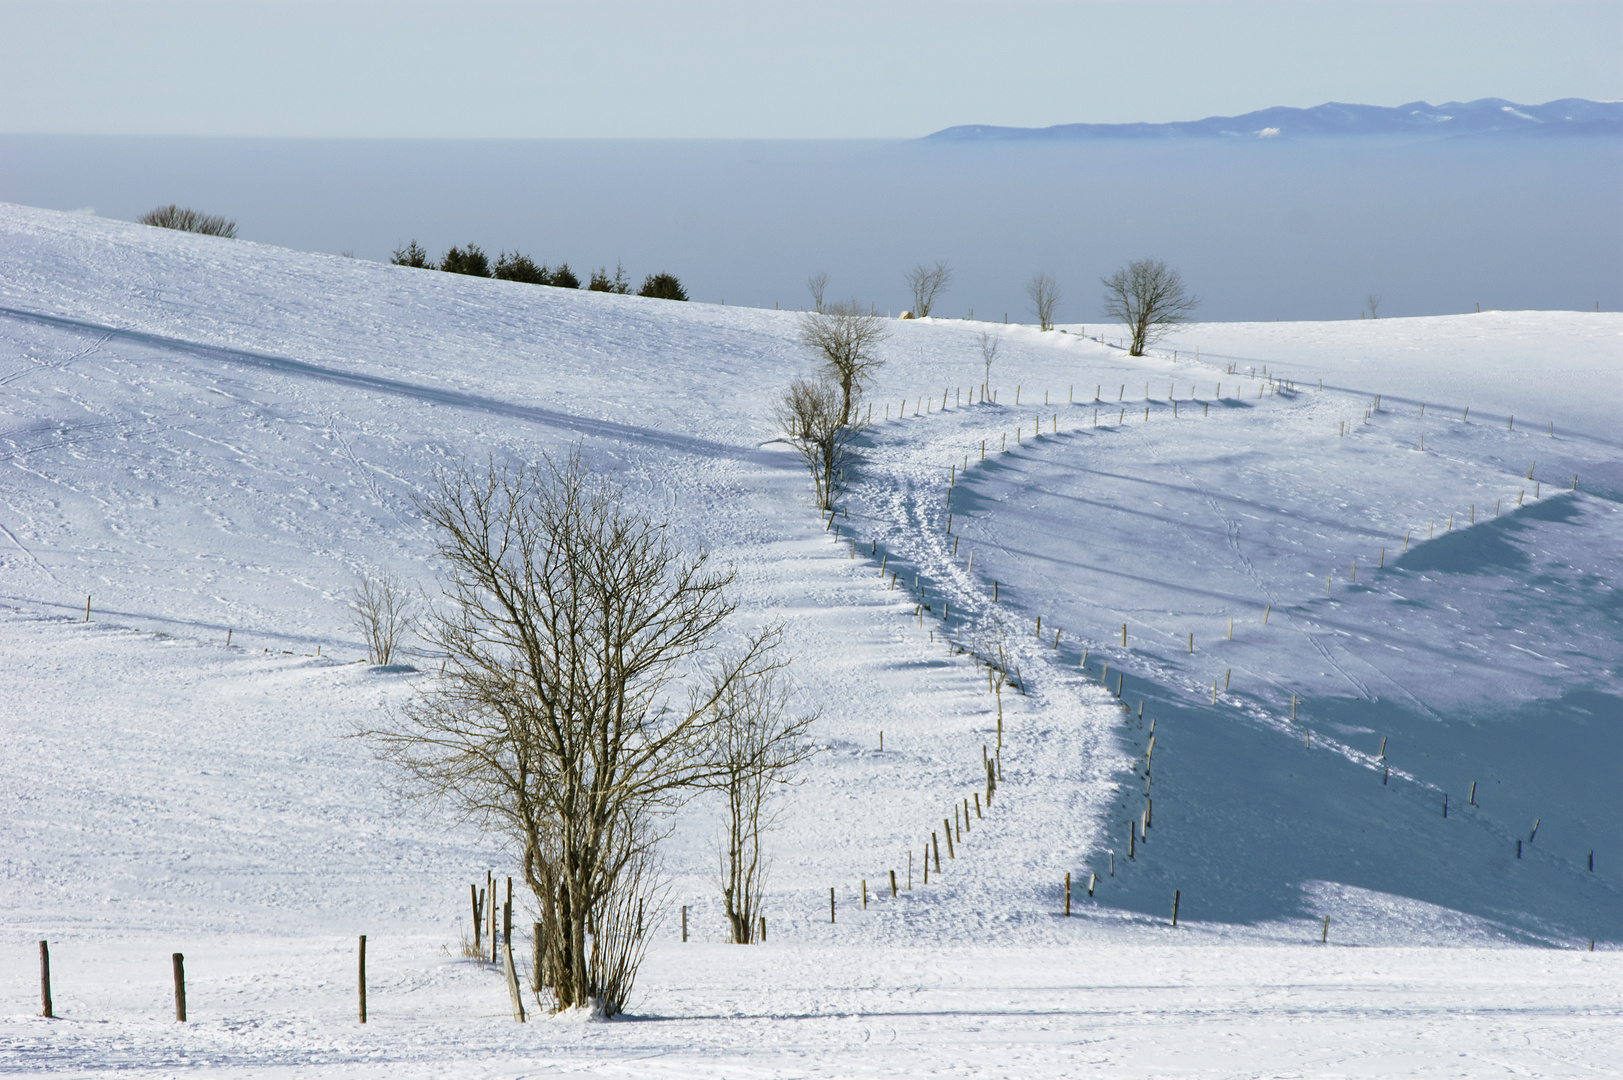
[1102, 259, 1199, 356]
[1027, 273, 1060, 331]
[977, 331, 1001, 396]
[798, 300, 889, 426]
[773, 377, 860, 511]
[363, 451, 787, 1017]
[807, 270, 829, 314]
[1366, 293, 1382, 319]
[904, 260, 952, 319]
[700, 654, 817, 943]
[352, 570, 412, 665]
[530, 805, 665, 1014]
[138, 204, 237, 238]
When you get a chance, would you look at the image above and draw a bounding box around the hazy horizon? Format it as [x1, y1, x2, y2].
[3, 133, 1618, 322]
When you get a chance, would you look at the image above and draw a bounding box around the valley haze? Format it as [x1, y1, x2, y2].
[1, 98, 1617, 324]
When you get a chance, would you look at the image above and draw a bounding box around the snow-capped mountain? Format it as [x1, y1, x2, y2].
[928, 97, 1623, 141]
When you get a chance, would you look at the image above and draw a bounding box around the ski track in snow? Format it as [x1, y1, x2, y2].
[1, 202, 1620, 1076]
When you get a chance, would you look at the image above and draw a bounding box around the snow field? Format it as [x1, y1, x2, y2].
[841, 373, 1617, 942]
[2, 202, 1620, 1075]
[8, 937, 1620, 1078]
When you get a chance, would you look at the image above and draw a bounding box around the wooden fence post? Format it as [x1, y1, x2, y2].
[488, 874, 497, 963]
[39, 941, 52, 1019]
[681, 905, 688, 942]
[532, 922, 544, 990]
[1171, 890, 1180, 927]
[830, 887, 836, 923]
[357, 935, 367, 1023]
[172, 953, 187, 1022]
[500, 935, 527, 1021]
[1064, 873, 1071, 916]
[890, 869, 898, 897]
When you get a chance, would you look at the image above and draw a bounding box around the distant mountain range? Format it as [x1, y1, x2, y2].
[926, 98, 1622, 141]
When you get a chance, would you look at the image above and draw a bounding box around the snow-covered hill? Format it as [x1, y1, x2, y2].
[2, 203, 1620, 1076]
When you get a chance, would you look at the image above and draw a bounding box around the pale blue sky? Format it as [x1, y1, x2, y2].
[2, 0, 1619, 137]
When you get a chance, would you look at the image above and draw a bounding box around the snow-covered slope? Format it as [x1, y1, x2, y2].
[2, 203, 1620, 1076]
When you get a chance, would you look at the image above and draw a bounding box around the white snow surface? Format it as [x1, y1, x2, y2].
[1, 203, 1620, 1075]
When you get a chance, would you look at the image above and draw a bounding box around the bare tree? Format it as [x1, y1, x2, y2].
[1101, 259, 1199, 356]
[364, 452, 786, 1016]
[529, 801, 662, 1013]
[138, 204, 237, 238]
[977, 331, 1001, 397]
[798, 300, 889, 426]
[351, 570, 413, 665]
[701, 651, 817, 944]
[1027, 273, 1060, 331]
[1366, 293, 1382, 319]
[773, 377, 860, 511]
[806, 271, 829, 314]
[904, 260, 952, 319]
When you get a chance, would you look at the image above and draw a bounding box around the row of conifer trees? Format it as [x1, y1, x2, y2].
[391, 241, 687, 301]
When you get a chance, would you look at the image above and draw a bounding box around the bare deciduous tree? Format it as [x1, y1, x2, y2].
[1027, 273, 1060, 331]
[700, 648, 817, 944]
[977, 331, 1001, 397]
[904, 260, 952, 319]
[352, 570, 412, 665]
[1366, 293, 1382, 319]
[798, 300, 889, 426]
[806, 271, 829, 314]
[364, 452, 785, 1017]
[1101, 259, 1199, 356]
[773, 377, 859, 511]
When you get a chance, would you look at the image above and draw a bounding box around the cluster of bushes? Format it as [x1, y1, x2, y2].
[138, 204, 237, 238]
[391, 240, 687, 301]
